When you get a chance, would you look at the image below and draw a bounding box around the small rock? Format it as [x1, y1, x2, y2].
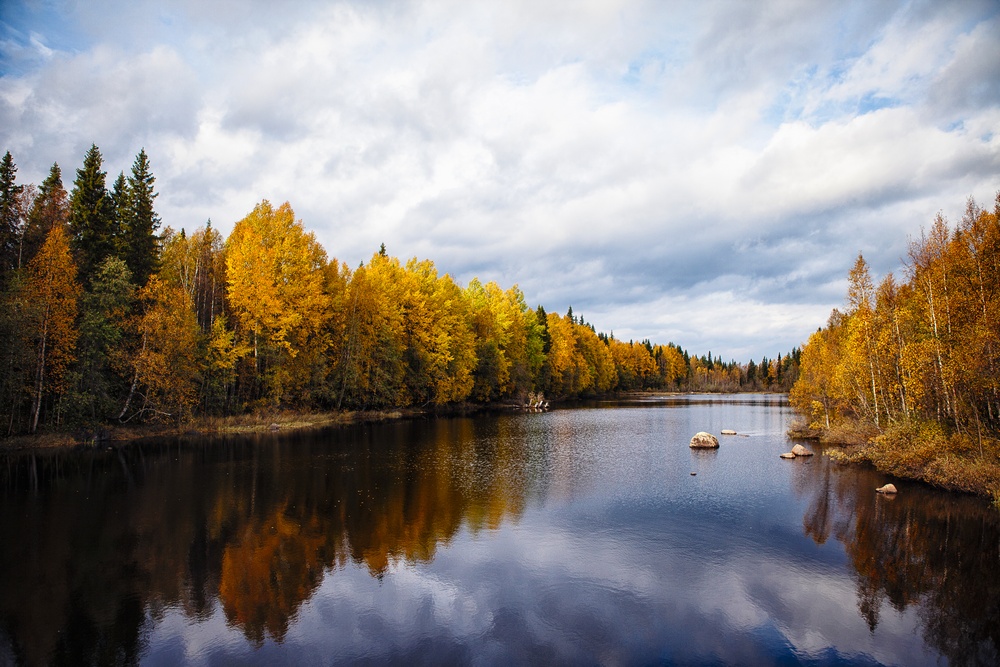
[791, 444, 814, 457]
[779, 452, 796, 459]
[876, 483, 898, 494]
[269, 423, 281, 431]
[690, 472, 697, 476]
[689, 432, 720, 449]
[721, 429, 737, 436]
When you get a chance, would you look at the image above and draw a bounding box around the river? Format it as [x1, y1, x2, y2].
[1, 394, 997, 665]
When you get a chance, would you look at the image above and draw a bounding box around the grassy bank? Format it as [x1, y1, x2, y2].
[0, 407, 438, 451]
[791, 418, 1000, 504]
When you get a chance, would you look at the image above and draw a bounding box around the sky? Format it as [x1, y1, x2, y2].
[1, 0, 998, 361]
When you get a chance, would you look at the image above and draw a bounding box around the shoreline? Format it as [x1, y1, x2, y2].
[0, 406, 474, 451]
[788, 422, 1000, 504]
[2, 390, 789, 452]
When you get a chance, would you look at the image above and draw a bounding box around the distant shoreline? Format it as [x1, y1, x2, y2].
[0, 408, 428, 451]
[0, 389, 791, 452]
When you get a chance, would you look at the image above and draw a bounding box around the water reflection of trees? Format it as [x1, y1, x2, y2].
[0, 417, 533, 662]
[794, 447, 1000, 665]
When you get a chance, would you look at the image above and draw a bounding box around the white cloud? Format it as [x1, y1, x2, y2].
[1, 0, 998, 359]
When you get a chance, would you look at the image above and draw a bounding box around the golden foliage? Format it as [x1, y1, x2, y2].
[791, 193, 1000, 493]
[22, 224, 81, 430]
[132, 276, 200, 420]
[225, 201, 330, 404]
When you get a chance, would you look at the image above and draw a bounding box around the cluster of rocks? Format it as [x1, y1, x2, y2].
[687, 430, 900, 495]
[779, 444, 814, 459]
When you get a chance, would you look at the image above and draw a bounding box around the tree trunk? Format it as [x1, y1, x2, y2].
[30, 309, 48, 434]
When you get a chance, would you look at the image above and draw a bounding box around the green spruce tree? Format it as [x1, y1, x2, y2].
[0, 151, 23, 278]
[110, 171, 130, 259]
[122, 149, 160, 286]
[23, 163, 69, 267]
[69, 144, 115, 286]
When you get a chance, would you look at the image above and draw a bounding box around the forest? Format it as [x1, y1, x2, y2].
[0, 146, 798, 436]
[789, 193, 1000, 496]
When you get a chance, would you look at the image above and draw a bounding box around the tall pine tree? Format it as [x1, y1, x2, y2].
[110, 171, 129, 259]
[122, 148, 160, 287]
[0, 151, 23, 278]
[69, 144, 114, 286]
[23, 163, 69, 267]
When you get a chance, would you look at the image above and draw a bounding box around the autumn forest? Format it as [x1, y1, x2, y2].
[790, 193, 1000, 496]
[0, 146, 799, 437]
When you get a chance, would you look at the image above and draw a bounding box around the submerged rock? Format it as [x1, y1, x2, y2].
[876, 483, 898, 494]
[689, 432, 720, 449]
[791, 444, 814, 457]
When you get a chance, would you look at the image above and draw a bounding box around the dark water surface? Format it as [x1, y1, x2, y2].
[1, 395, 998, 665]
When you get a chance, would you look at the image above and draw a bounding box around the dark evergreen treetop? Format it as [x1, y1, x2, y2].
[110, 171, 129, 258]
[23, 163, 69, 266]
[69, 144, 115, 284]
[0, 150, 23, 277]
[123, 148, 160, 287]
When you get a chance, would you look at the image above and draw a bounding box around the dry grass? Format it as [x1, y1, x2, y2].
[0, 408, 411, 450]
[826, 418, 1000, 502]
[0, 431, 78, 449]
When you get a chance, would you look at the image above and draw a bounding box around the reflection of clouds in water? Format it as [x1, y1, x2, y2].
[142, 603, 253, 666]
[41, 405, 982, 664]
[158, 508, 936, 665]
[747, 560, 933, 666]
[1, 404, 992, 664]
[262, 415, 927, 661]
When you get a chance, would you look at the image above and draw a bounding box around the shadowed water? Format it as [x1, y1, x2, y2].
[1, 395, 997, 665]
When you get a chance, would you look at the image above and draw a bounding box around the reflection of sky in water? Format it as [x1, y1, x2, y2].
[145, 519, 928, 665]
[141, 397, 944, 665]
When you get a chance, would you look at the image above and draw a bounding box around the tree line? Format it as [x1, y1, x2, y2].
[0, 146, 798, 435]
[790, 193, 1000, 472]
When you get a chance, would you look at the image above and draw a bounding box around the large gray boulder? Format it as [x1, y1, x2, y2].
[690, 432, 720, 449]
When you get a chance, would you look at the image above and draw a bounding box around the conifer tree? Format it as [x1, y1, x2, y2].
[22, 163, 69, 266]
[69, 144, 114, 285]
[110, 171, 129, 258]
[122, 149, 160, 286]
[73, 257, 135, 423]
[0, 151, 23, 278]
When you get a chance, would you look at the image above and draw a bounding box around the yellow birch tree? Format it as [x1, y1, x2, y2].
[22, 224, 80, 432]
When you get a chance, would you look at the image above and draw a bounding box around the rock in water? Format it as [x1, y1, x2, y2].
[721, 429, 737, 436]
[791, 444, 814, 457]
[690, 432, 720, 449]
[779, 452, 796, 459]
[876, 483, 898, 494]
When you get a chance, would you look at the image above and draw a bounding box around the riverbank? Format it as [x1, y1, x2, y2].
[1, 391, 779, 451]
[790, 418, 1000, 503]
[0, 405, 480, 451]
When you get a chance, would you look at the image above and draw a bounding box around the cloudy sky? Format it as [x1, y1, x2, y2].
[2, 0, 998, 360]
